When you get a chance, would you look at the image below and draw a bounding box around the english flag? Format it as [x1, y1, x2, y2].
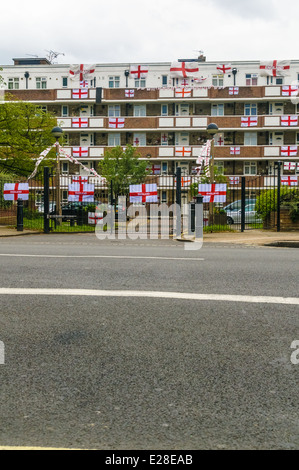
[241, 116, 258, 127]
[282, 85, 299, 97]
[68, 182, 95, 202]
[230, 147, 241, 155]
[175, 147, 192, 157]
[73, 147, 89, 158]
[72, 118, 89, 128]
[72, 89, 88, 99]
[216, 64, 232, 74]
[69, 64, 96, 81]
[170, 61, 199, 78]
[229, 87, 239, 95]
[281, 115, 298, 127]
[130, 65, 148, 79]
[198, 184, 227, 203]
[175, 87, 192, 98]
[3, 183, 29, 201]
[281, 146, 298, 157]
[281, 176, 298, 186]
[229, 177, 240, 185]
[71, 176, 89, 183]
[283, 162, 296, 170]
[125, 89, 135, 98]
[88, 212, 103, 225]
[80, 80, 89, 88]
[129, 184, 158, 203]
[259, 60, 290, 77]
[109, 118, 125, 128]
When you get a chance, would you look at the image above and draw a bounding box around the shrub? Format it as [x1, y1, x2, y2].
[256, 187, 299, 221]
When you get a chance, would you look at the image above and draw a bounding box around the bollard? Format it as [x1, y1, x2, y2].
[17, 199, 24, 232]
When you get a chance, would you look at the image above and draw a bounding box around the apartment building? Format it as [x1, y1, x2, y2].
[2, 55, 299, 187]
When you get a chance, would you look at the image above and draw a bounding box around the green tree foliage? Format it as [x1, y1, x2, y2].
[0, 96, 57, 176]
[256, 187, 299, 221]
[99, 145, 150, 198]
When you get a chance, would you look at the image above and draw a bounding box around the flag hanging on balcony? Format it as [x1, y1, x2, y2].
[125, 89, 135, 98]
[259, 60, 290, 77]
[72, 118, 89, 128]
[230, 147, 241, 155]
[80, 80, 89, 88]
[229, 87, 239, 95]
[130, 65, 148, 79]
[281, 176, 298, 186]
[109, 118, 125, 128]
[229, 177, 240, 185]
[129, 184, 158, 203]
[282, 85, 299, 96]
[69, 64, 96, 81]
[71, 176, 89, 183]
[175, 147, 192, 157]
[3, 183, 29, 201]
[73, 147, 89, 158]
[283, 162, 296, 170]
[241, 116, 258, 127]
[198, 184, 227, 203]
[281, 115, 298, 127]
[148, 164, 161, 175]
[175, 87, 192, 98]
[68, 182, 95, 202]
[281, 146, 298, 156]
[170, 61, 199, 78]
[216, 64, 232, 74]
[72, 89, 88, 99]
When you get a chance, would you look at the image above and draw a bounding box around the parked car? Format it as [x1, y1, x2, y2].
[226, 204, 262, 225]
[223, 199, 256, 212]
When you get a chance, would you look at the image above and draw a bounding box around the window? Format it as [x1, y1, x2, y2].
[109, 76, 120, 88]
[162, 75, 168, 87]
[212, 74, 224, 87]
[162, 162, 168, 174]
[161, 133, 168, 146]
[267, 76, 284, 85]
[134, 78, 146, 88]
[133, 133, 146, 146]
[62, 162, 69, 174]
[244, 132, 257, 146]
[108, 133, 121, 146]
[62, 105, 69, 117]
[8, 78, 19, 90]
[246, 74, 258, 86]
[162, 191, 167, 202]
[134, 105, 146, 117]
[161, 104, 168, 116]
[211, 103, 224, 116]
[244, 161, 257, 175]
[108, 105, 121, 117]
[175, 104, 189, 116]
[36, 77, 47, 89]
[216, 161, 224, 174]
[62, 77, 68, 88]
[244, 103, 257, 116]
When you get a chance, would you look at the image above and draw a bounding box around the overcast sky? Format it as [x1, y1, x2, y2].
[1, 0, 299, 65]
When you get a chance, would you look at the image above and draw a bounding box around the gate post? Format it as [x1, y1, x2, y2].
[17, 199, 24, 232]
[176, 167, 182, 238]
[195, 194, 204, 240]
[44, 166, 50, 234]
[241, 176, 246, 232]
[276, 161, 282, 232]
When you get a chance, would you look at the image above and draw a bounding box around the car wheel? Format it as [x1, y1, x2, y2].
[227, 216, 234, 225]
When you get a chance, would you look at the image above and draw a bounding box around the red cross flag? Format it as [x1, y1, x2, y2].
[3, 183, 29, 201]
[175, 177, 191, 188]
[230, 147, 241, 155]
[281, 146, 298, 157]
[282, 85, 299, 97]
[241, 116, 258, 127]
[198, 184, 227, 203]
[259, 60, 290, 77]
[72, 89, 88, 99]
[281, 115, 298, 127]
[125, 89, 135, 98]
[175, 87, 192, 98]
[216, 64, 232, 74]
[71, 176, 89, 183]
[88, 212, 103, 225]
[170, 61, 199, 78]
[109, 118, 125, 129]
[147, 164, 161, 175]
[229, 177, 240, 185]
[283, 162, 296, 171]
[80, 80, 89, 88]
[129, 184, 158, 203]
[68, 182, 95, 202]
[72, 118, 89, 128]
[73, 147, 89, 158]
[69, 64, 96, 81]
[281, 176, 298, 186]
[130, 65, 148, 79]
[229, 87, 239, 95]
[175, 147, 192, 157]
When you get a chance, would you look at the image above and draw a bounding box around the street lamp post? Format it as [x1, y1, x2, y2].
[206, 123, 219, 225]
[51, 127, 63, 224]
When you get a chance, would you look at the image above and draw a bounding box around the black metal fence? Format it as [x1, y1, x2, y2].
[1, 164, 298, 234]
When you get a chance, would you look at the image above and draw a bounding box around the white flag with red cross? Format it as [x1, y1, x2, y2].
[69, 64, 96, 81]
[175, 87, 192, 98]
[175, 147, 192, 157]
[72, 118, 89, 128]
[72, 89, 88, 99]
[109, 118, 125, 129]
[68, 182, 94, 202]
[241, 116, 258, 127]
[71, 175, 89, 183]
[125, 89, 135, 98]
[88, 212, 103, 225]
[281, 146, 298, 157]
[229, 87, 239, 95]
[198, 184, 227, 203]
[129, 183, 158, 203]
[259, 60, 290, 77]
[283, 162, 296, 171]
[175, 177, 191, 188]
[230, 147, 241, 155]
[130, 65, 148, 79]
[229, 177, 240, 185]
[146, 164, 161, 175]
[281, 115, 298, 127]
[216, 64, 232, 74]
[170, 61, 199, 78]
[80, 80, 89, 88]
[281, 176, 298, 186]
[3, 183, 29, 201]
[73, 147, 89, 158]
[282, 85, 299, 97]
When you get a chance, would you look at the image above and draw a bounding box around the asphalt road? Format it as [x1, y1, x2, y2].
[0, 234, 298, 450]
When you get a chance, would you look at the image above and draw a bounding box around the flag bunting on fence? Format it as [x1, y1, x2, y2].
[3, 183, 30, 201]
[198, 184, 227, 203]
[27, 145, 55, 181]
[68, 182, 95, 202]
[281, 176, 298, 186]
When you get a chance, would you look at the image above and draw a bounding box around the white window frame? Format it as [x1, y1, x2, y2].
[8, 77, 20, 90]
[108, 105, 121, 117]
[62, 77, 68, 88]
[212, 74, 224, 87]
[108, 76, 120, 88]
[134, 78, 146, 88]
[211, 103, 224, 116]
[244, 103, 257, 116]
[62, 105, 69, 117]
[245, 74, 258, 86]
[244, 132, 257, 146]
[161, 104, 168, 116]
[133, 132, 146, 146]
[244, 161, 257, 175]
[175, 104, 189, 116]
[134, 104, 146, 117]
[36, 77, 47, 89]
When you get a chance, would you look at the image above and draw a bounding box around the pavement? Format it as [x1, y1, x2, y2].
[0, 225, 299, 247]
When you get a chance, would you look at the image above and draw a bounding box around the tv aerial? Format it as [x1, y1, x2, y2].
[46, 50, 65, 64]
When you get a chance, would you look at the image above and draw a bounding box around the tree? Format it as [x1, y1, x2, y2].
[99, 145, 150, 200]
[0, 96, 57, 177]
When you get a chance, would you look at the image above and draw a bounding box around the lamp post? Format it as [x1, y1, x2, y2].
[206, 123, 219, 225]
[51, 126, 63, 224]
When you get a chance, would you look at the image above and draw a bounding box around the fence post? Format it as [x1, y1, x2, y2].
[176, 167, 182, 238]
[195, 195, 204, 240]
[17, 199, 24, 232]
[241, 176, 246, 232]
[276, 161, 282, 232]
[44, 167, 50, 234]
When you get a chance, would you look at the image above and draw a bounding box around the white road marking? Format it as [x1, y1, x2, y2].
[0, 254, 204, 261]
[0, 288, 298, 305]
